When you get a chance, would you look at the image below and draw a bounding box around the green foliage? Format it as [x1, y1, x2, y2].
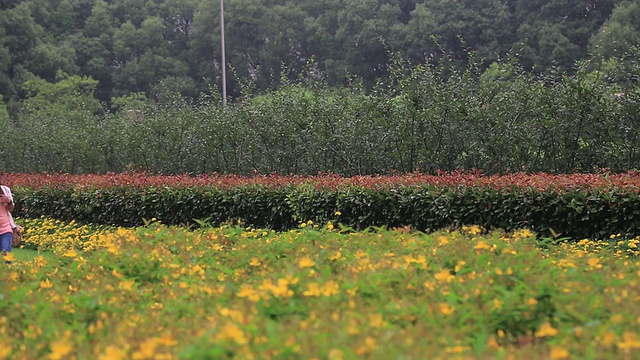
[589, 0, 640, 60]
[0, 0, 625, 108]
[0, 52, 639, 176]
[0, 95, 8, 125]
[1, 71, 104, 173]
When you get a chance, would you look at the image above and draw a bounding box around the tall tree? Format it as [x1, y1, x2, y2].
[305, 0, 402, 86]
[391, 3, 438, 63]
[510, 0, 618, 72]
[158, 0, 204, 96]
[16, 71, 104, 173]
[420, 0, 514, 66]
[190, 0, 310, 95]
[0, 95, 8, 123]
[0, 26, 14, 101]
[73, 0, 117, 102]
[113, 17, 191, 97]
[51, 0, 77, 37]
[589, 0, 640, 60]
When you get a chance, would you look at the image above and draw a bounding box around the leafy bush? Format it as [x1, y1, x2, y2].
[1, 54, 640, 176]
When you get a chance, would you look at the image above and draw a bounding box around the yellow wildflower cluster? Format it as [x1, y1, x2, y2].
[1, 219, 639, 359]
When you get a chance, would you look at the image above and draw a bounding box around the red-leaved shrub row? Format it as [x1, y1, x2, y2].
[6, 171, 640, 240]
[3, 170, 640, 191]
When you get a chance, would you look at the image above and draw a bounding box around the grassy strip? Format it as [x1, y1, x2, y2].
[10, 248, 53, 262]
[1, 220, 639, 359]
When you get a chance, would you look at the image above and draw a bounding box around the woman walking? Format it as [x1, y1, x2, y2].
[0, 184, 15, 262]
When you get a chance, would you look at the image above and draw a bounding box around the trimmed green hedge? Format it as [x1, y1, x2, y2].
[12, 185, 640, 239]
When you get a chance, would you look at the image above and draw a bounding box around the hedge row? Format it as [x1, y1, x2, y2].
[11, 184, 640, 240]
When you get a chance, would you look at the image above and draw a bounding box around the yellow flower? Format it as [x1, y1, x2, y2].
[464, 225, 482, 235]
[299, 257, 315, 268]
[434, 269, 455, 283]
[249, 257, 261, 266]
[322, 281, 340, 296]
[48, 338, 73, 360]
[445, 345, 466, 353]
[217, 323, 248, 345]
[423, 280, 436, 291]
[369, 314, 384, 328]
[474, 241, 491, 250]
[328, 348, 344, 360]
[112, 269, 123, 279]
[535, 323, 558, 337]
[587, 257, 602, 269]
[0, 341, 12, 359]
[132, 338, 159, 359]
[118, 279, 135, 291]
[513, 228, 534, 240]
[63, 249, 78, 258]
[600, 331, 616, 346]
[438, 303, 455, 315]
[99, 346, 127, 360]
[617, 332, 640, 350]
[334, 211, 341, 216]
[493, 298, 503, 309]
[354, 337, 377, 356]
[303, 283, 322, 297]
[237, 284, 259, 301]
[611, 314, 624, 324]
[487, 338, 500, 349]
[550, 346, 570, 359]
[438, 235, 450, 245]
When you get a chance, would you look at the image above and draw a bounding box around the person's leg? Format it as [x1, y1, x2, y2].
[0, 232, 12, 260]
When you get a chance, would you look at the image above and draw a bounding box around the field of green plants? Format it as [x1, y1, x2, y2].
[2, 215, 640, 359]
[2, 172, 640, 359]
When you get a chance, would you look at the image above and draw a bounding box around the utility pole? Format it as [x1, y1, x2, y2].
[220, 0, 227, 106]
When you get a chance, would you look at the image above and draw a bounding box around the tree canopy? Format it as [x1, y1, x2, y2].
[0, 0, 633, 114]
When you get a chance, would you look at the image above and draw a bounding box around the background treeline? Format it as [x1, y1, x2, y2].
[1, 0, 640, 112]
[1, 0, 640, 176]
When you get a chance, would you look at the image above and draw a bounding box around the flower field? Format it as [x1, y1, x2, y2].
[2, 217, 640, 359]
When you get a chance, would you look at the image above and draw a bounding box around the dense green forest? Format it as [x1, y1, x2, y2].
[1, 0, 639, 112]
[0, 0, 639, 176]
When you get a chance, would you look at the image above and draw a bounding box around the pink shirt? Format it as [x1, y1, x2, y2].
[0, 185, 13, 235]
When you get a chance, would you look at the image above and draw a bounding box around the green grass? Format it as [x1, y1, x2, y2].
[10, 247, 53, 261]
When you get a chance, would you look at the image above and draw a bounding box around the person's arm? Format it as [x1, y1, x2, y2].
[0, 195, 14, 212]
[0, 185, 16, 212]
